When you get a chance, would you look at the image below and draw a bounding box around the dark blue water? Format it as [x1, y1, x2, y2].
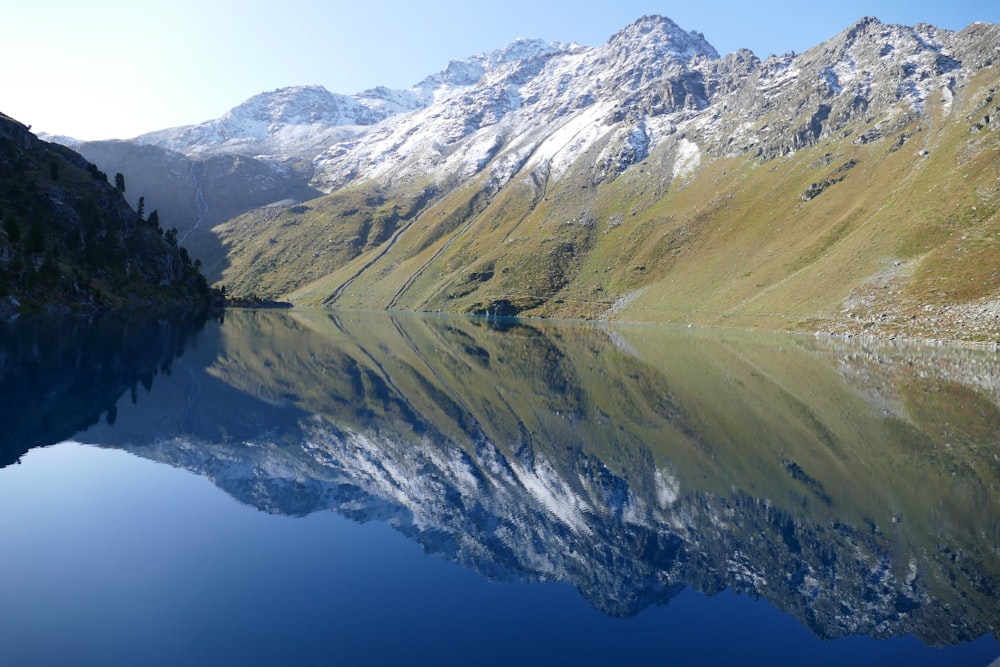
[1, 309, 997, 666]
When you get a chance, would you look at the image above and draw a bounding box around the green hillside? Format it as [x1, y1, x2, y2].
[210, 65, 999, 341]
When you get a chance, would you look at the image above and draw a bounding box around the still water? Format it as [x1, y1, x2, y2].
[1, 308, 998, 666]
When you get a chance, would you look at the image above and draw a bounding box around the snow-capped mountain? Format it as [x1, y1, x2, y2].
[308, 17, 713, 191]
[114, 15, 1000, 190]
[126, 15, 725, 182]
[690, 17, 998, 159]
[77, 14, 1000, 338]
[131, 37, 575, 163]
[133, 84, 422, 161]
[308, 15, 996, 191]
[134, 14, 999, 194]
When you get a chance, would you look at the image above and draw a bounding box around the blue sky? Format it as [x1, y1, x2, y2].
[3, 0, 997, 140]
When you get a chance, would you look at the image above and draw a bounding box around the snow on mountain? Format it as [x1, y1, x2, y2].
[133, 84, 422, 161]
[123, 15, 725, 188]
[415, 37, 574, 93]
[122, 14, 998, 197]
[690, 18, 1000, 159]
[131, 38, 571, 164]
[309, 15, 998, 191]
[311, 15, 719, 191]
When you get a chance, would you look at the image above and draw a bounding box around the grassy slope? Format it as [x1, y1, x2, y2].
[216, 69, 999, 339]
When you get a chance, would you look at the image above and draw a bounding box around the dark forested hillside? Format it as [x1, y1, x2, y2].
[0, 112, 216, 315]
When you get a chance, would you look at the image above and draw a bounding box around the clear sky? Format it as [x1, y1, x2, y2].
[3, 0, 997, 141]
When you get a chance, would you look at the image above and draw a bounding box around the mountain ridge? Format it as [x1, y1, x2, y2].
[68, 14, 1000, 340]
[125, 38, 582, 163]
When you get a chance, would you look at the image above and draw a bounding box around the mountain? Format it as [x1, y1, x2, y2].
[0, 113, 216, 315]
[131, 39, 574, 164]
[73, 16, 1000, 340]
[70, 39, 578, 286]
[307, 17, 718, 192]
[134, 84, 418, 164]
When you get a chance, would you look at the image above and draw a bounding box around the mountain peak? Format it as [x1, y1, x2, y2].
[423, 37, 571, 90]
[828, 15, 887, 49]
[847, 15, 883, 33]
[488, 37, 565, 65]
[608, 15, 719, 61]
[225, 85, 339, 124]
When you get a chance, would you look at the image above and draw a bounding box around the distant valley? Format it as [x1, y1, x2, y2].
[63, 15, 1000, 341]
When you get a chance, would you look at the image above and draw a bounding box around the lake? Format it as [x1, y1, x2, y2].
[1, 308, 998, 666]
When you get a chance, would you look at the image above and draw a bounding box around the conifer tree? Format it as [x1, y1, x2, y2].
[4, 217, 21, 244]
[26, 219, 45, 254]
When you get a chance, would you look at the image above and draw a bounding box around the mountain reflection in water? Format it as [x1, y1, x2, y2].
[6, 308, 1000, 649]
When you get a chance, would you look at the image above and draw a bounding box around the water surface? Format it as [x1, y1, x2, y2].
[1, 309, 998, 665]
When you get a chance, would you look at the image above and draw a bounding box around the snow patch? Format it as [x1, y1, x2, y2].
[526, 100, 614, 179]
[672, 137, 701, 179]
[820, 67, 843, 94]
